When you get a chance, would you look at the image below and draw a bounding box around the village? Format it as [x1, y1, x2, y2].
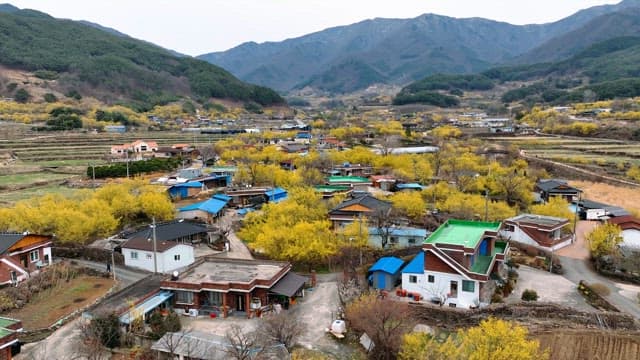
[0, 116, 638, 360]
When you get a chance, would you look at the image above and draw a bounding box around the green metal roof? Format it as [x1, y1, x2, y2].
[327, 176, 371, 183]
[425, 219, 501, 248]
[0, 318, 18, 329]
[314, 185, 351, 192]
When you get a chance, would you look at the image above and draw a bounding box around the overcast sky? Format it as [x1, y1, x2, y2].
[10, 0, 621, 56]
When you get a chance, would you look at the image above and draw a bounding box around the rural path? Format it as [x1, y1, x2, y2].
[214, 210, 254, 260]
[290, 273, 355, 359]
[555, 221, 640, 319]
[71, 258, 149, 287]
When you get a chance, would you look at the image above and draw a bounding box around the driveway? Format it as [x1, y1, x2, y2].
[71, 258, 149, 288]
[214, 210, 254, 260]
[505, 266, 592, 312]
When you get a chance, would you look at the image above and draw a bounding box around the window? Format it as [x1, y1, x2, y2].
[409, 275, 417, 283]
[130, 251, 138, 260]
[29, 250, 39, 262]
[207, 292, 222, 306]
[174, 254, 181, 261]
[462, 280, 475, 293]
[449, 281, 458, 298]
[428, 275, 435, 283]
[146, 254, 152, 260]
[390, 237, 398, 244]
[176, 291, 194, 304]
[408, 238, 416, 244]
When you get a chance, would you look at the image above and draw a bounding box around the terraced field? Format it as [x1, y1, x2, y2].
[487, 135, 640, 179]
[534, 330, 640, 360]
[0, 126, 228, 205]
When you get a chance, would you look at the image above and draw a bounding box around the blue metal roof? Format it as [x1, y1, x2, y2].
[171, 181, 203, 188]
[402, 252, 424, 274]
[179, 198, 227, 214]
[265, 187, 287, 197]
[119, 291, 173, 324]
[368, 227, 428, 238]
[396, 183, 425, 190]
[368, 256, 404, 275]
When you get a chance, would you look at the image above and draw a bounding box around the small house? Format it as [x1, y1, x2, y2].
[368, 226, 428, 249]
[368, 257, 404, 291]
[330, 163, 373, 177]
[328, 194, 391, 229]
[501, 214, 572, 251]
[575, 199, 630, 220]
[0, 317, 22, 359]
[327, 176, 372, 191]
[535, 179, 582, 203]
[265, 187, 288, 203]
[370, 175, 396, 192]
[177, 196, 229, 224]
[0, 233, 53, 285]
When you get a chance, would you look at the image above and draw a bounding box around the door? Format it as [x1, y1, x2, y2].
[377, 272, 386, 290]
[236, 295, 245, 312]
[479, 239, 489, 256]
[20, 255, 27, 268]
[450, 281, 458, 298]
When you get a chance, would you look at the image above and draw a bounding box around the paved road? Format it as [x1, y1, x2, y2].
[554, 220, 640, 319]
[71, 258, 149, 288]
[215, 210, 254, 260]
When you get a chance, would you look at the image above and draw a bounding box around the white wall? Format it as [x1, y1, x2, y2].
[123, 244, 194, 273]
[404, 270, 479, 309]
[43, 247, 52, 265]
[501, 228, 570, 251]
[621, 229, 640, 250]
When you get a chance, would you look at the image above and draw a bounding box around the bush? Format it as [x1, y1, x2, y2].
[43, 93, 57, 103]
[491, 293, 503, 303]
[589, 283, 611, 297]
[14, 88, 31, 103]
[521, 289, 539, 301]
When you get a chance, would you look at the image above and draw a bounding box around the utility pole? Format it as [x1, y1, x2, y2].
[484, 189, 489, 222]
[573, 192, 581, 243]
[152, 217, 158, 274]
[126, 151, 129, 179]
[110, 241, 116, 281]
[358, 213, 363, 266]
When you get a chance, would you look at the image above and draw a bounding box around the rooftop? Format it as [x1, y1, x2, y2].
[507, 214, 568, 228]
[177, 258, 289, 285]
[425, 220, 501, 248]
[368, 256, 404, 275]
[328, 176, 371, 183]
[402, 252, 424, 274]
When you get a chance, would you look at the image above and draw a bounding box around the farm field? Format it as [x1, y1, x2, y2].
[0, 128, 228, 204]
[6, 275, 114, 330]
[534, 330, 640, 360]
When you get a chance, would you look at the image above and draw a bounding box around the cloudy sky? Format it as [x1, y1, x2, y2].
[10, 0, 620, 55]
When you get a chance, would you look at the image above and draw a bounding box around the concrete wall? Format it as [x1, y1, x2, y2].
[401, 272, 426, 297]
[411, 270, 480, 309]
[123, 244, 194, 273]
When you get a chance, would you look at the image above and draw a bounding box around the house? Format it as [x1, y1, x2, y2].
[110, 140, 158, 159]
[152, 331, 289, 360]
[368, 257, 404, 291]
[0, 317, 22, 359]
[178, 168, 203, 180]
[314, 185, 352, 199]
[154, 145, 199, 159]
[500, 214, 572, 251]
[120, 221, 210, 273]
[194, 175, 231, 189]
[167, 181, 204, 200]
[327, 176, 372, 191]
[329, 163, 373, 177]
[608, 216, 640, 251]
[401, 252, 425, 298]
[328, 194, 392, 229]
[535, 179, 582, 202]
[406, 220, 508, 309]
[0, 233, 53, 285]
[160, 257, 307, 318]
[278, 142, 309, 154]
[294, 131, 312, 143]
[368, 227, 428, 249]
[574, 199, 630, 220]
[370, 175, 396, 192]
[177, 195, 230, 224]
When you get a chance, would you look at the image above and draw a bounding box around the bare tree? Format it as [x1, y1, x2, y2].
[258, 312, 305, 351]
[345, 293, 415, 360]
[75, 316, 118, 360]
[224, 324, 266, 360]
[421, 279, 449, 306]
[153, 329, 204, 360]
[372, 208, 401, 249]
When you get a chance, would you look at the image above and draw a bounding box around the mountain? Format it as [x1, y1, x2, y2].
[396, 35, 640, 105]
[198, 0, 640, 94]
[0, 5, 284, 109]
[516, 5, 640, 64]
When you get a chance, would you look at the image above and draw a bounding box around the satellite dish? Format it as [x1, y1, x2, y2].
[171, 271, 179, 281]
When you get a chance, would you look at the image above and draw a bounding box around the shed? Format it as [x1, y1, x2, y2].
[395, 183, 425, 191]
[177, 197, 229, 223]
[168, 181, 203, 199]
[265, 187, 288, 203]
[368, 257, 404, 291]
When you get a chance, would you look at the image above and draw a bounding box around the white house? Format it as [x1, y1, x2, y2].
[402, 220, 508, 309]
[368, 226, 428, 249]
[121, 240, 194, 274]
[500, 214, 572, 252]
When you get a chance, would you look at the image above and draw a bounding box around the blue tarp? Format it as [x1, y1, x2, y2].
[119, 291, 173, 324]
[402, 252, 424, 274]
[368, 256, 404, 275]
[179, 198, 227, 215]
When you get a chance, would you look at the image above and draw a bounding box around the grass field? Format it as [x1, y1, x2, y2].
[0, 172, 74, 187]
[570, 181, 640, 215]
[6, 276, 114, 330]
[0, 183, 79, 205]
